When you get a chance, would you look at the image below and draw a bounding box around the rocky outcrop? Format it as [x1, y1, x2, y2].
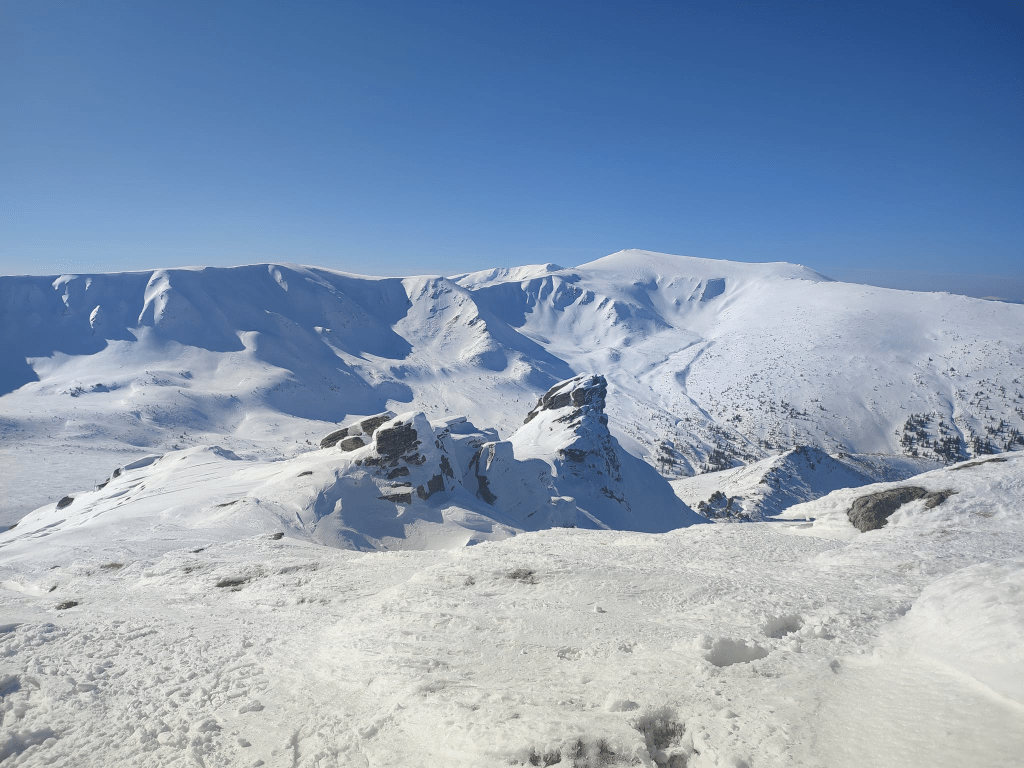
[511, 374, 704, 532]
[320, 410, 396, 449]
[697, 490, 741, 519]
[300, 378, 703, 539]
[848, 486, 958, 532]
[523, 374, 607, 426]
[348, 413, 453, 504]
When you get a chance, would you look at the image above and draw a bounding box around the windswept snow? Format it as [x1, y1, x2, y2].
[1, 453, 1022, 767]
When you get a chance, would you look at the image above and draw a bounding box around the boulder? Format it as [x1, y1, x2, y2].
[847, 486, 958, 532]
[320, 410, 396, 449]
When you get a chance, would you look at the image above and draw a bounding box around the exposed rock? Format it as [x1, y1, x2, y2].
[416, 474, 445, 500]
[696, 489, 744, 519]
[56, 496, 74, 510]
[297, 396, 704, 542]
[510, 373, 704, 532]
[523, 374, 607, 426]
[468, 445, 501, 504]
[924, 489, 959, 508]
[320, 410, 396, 448]
[320, 427, 352, 449]
[339, 436, 365, 452]
[377, 491, 412, 505]
[359, 412, 395, 437]
[949, 457, 1008, 471]
[475, 474, 498, 505]
[848, 486, 958, 532]
[374, 420, 421, 462]
[439, 455, 455, 479]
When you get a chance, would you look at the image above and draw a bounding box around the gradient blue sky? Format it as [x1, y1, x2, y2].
[2, 1, 1022, 298]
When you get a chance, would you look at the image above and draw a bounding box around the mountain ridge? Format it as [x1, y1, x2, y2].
[2, 250, 1022, 524]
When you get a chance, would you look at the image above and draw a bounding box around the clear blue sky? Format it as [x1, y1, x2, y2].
[2, 1, 1022, 297]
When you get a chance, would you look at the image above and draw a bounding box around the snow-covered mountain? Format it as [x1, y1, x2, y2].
[2, 250, 1023, 767]
[2, 250, 1023, 525]
[671, 446, 940, 520]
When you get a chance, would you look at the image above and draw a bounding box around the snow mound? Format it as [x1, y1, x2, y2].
[901, 560, 1024, 705]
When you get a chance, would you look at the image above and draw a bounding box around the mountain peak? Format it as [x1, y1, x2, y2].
[577, 249, 832, 283]
[522, 373, 608, 426]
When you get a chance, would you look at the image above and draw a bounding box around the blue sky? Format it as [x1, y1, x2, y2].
[2, 1, 1022, 298]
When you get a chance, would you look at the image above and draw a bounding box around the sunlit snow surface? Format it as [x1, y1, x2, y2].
[3, 250, 1024, 524]
[2, 251, 1023, 766]
[1, 454, 1022, 767]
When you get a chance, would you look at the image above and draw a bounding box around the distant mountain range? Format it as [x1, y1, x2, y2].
[2, 249, 1023, 524]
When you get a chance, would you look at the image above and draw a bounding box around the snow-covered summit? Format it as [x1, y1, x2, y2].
[577, 248, 832, 283]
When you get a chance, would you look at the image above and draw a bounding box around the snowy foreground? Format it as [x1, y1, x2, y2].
[2, 454, 1022, 767]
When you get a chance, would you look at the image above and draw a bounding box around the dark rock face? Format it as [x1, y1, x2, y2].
[373, 421, 421, 463]
[848, 486, 958, 532]
[320, 427, 352, 449]
[56, 496, 74, 510]
[697, 490, 742, 519]
[320, 410, 396, 449]
[523, 374, 608, 426]
[339, 436, 365, 452]
[359, 413, 394, 436]
[416, 474, 445, 500]
[377, 490, 412, 504]
[468, 445, 500, 505]
[439, 455, 455, 479]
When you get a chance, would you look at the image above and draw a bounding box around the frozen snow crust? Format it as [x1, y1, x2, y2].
[1, 454, 1022, 766]
[3, 250, 1023, 523]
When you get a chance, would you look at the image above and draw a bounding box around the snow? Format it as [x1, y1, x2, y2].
[2, 453, 1022, 766]
[1, 251, 1023, 766]
[671, 446, 941, 520]
[3, 249, 1023, 525]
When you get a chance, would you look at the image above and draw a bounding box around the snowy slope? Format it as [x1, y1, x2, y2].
[1, 454, 1020, 767]
[0, 376, 703, 564]
[671, 446, 940, 520]
[3, 251, 1024, 525]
